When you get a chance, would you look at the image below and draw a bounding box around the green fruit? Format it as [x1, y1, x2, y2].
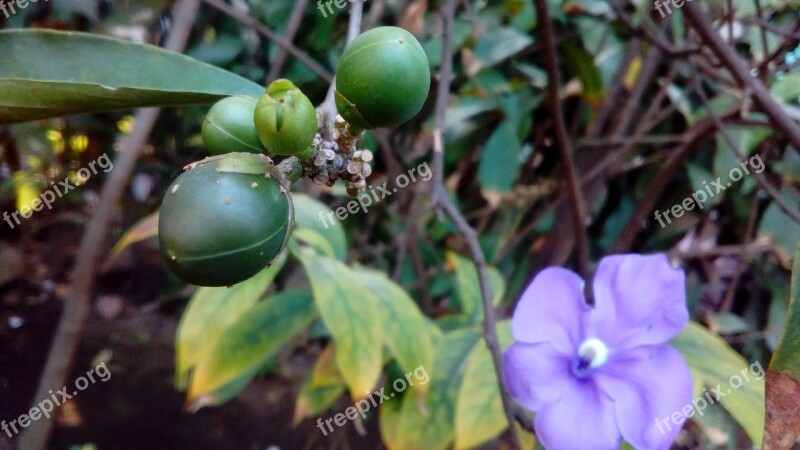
[158, 154, 293, 286]
[335, 26, 430, 129]
[254, 79, 318, 158]
[201, 96, 263, 155]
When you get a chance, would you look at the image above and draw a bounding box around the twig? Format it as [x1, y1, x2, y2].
[608, 1, 700, 57]
[669, 242, 772, 259]
[534, 0, 591, 281]
[691, 76, 800, 224]
[17, 1, 202, 449]
[203, 0, 333, 83]
[683, 1, 800, 151]
[719, 194, 759, 312]
[317, 0, 364, 140]
[612, 117, 722, 252]
[743, 16, 800, 41]
[266, 0, 310, 82]
[430, 0, 521, 448]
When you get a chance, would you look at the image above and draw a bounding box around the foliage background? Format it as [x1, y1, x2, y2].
[0, 0, 799, 449]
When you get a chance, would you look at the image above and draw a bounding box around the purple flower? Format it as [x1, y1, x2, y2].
[503, 253, 693, 450]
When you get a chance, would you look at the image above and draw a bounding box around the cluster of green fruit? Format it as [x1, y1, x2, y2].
[158, 27, 430, 287]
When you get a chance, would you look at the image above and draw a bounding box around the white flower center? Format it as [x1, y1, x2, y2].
[573, 338, 609, 377]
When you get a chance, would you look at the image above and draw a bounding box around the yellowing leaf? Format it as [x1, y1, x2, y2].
[672, 322, 765, 446]
[187, 288, 317, 409]
[454, 321, 513, 449]
[175, 252, 286, 389]
[357, 268, 435, 395]
[109, 210, 159, 258]
[293, 344, 347, 424]
[297, 250, 383, 400]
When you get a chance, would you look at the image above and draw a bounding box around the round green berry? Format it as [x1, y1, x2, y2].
[201, 96, 263, 155]
[158, 155, 293, 286]
[335, 26, 430, 129]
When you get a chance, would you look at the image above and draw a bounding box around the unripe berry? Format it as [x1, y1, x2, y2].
[201, 96, 262, 155]
[254, 79, 318, 158]
[158, 154, 293, 286]
[335, 26, 430, 129]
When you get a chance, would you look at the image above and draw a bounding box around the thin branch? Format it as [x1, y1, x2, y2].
[691, 77, 800, 224]
[719, 193, 759, 312]
[317, 0, 364, 140]
[669, 242, 773, 259]
[683, 1, 800, 151]
[608, 1, 700, 57]
[534, 0, 591, 281]
[430, 0, 522, 447]
[17, 1, 202, 449]
[266, 0, 310, 82]
[612, 117, 722, 252]
[743, 15, 800, 41]
[203, 0, 333, 83]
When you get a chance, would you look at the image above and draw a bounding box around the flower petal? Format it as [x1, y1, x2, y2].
[512, 267, 589, 352]
[534, 378, 621, 450]
[503, 342, 573, 412]
[594, 344, 693, 450]
[589, 253, 688, 348]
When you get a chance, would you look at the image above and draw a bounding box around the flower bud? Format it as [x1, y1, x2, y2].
[254, 79, 318, 158]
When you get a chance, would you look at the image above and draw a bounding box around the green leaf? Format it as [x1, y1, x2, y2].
[380, 329, 481, 450]
[770, 73, 800, 101]
[765, 246, 800, 447]
[356, 268, 435, 393]
[293, 194, 347, 261]
[454, 321, 514, 450]
[297, 250, 383, 400]
[671, 322, 765, 446]
[474, 27, 534, 70]
[759, 194, 800, 266]
[478, 120, 521, 196]
[0, 29, 263, 124]
[174, 252, 286, 389]
[448, 252, 505, 323]
[292, 228, 337, 259]
[187, 287, 317, 409]
[562, 42, 604, 102]
[769, 245, 800, 378]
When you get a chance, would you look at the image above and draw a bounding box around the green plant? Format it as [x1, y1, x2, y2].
[254, 79, 318, 158]
[334, 26, 431, 129]
[157, 153, 293, 286]
[201, 96, 263, 155]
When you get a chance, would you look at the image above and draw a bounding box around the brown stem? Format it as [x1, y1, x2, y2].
[535, 0, 591, 282]
[683, 1, 800, 151]
[266, 0, 310, 83]
[203, 0, 333, 83]
[431, 0, 522, 447]
[17, 2, 201, 449]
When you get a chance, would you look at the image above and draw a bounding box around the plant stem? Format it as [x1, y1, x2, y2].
[18, 2, 201, 449]
[430, 0, 522, 448]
